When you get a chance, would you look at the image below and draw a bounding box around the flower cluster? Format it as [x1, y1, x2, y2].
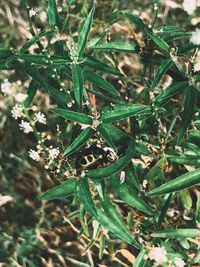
[1, 79, 12, 96]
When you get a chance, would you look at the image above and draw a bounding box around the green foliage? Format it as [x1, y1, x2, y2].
[1, 0, 200, 266]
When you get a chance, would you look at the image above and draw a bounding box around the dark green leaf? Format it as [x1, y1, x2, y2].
[155, 81, 188, 107]
[20, 31, 53, 53]
[72, 64, 84, 109]
[151, 229, 200, 239]
[39, 179, 77, 200]
[93, 41, 138, 53]
[84, 70, 120, 96]
[148, 167, 200, 196]
[101, 103, 150, 123]
[76, 177, 97, 217]
[77, 7, 95, 58]
[48, 0, 61, 28]
[96, 207, 141, 248]
[84, 55, 122, 76]
[0, 49, 13, 60]
[110, 175, 153, 215]
[133, 249, 147, 267]
[97, 123, 117, 150]
[150, 59, 173, 91]
[177, 86, 196, 144]
[63, 127, 93, 156]
[86, 140, 135, 179]
[50, 108, 93, 124]
[24, 79, 39, 108]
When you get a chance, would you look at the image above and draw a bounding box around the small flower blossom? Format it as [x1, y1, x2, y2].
[148, 247, 168, 265]
[11, 104, 23, 119]
[49, 147, 59, 159]
[29, 8, 37, 17]
[35, 112, 46, 124]
[190, 28, 200, 45]
[142, 179, 148, 188]
[0, 195, 13, 207]
[15, 93, 27, 102]
[28, 149, 40, 161]
[174, 257, 186, 267]
[183, 0, 197, 15]
[19, 120, 33, 134]
[120, 170, 126, 183]
[1, 79, 12, 96]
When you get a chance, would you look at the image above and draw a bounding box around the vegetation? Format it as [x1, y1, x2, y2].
[0, 0, 200, 266]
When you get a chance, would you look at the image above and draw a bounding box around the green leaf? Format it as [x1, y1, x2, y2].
[20, 31, 53, 53]
[48, 0, 61, 28]
[133, 249, 147, 267]
[97, 123, 117, 150]
[150, 59, 173, 91]
[84, 70, 120, 96]
[177, 86, 196, 145]
[84, 55, 122, 76]
[86, 140, 135, 179]
[50, 108, 93, 124]
[151, 228, 200, 239]
[98, 194, 130, 235]
[24, 79, 39, 108]
[39, 179, 77, 200]
[63, 127, 93, 156]
[93, 41, 138, 53]
[77, 7, 95, 58]
[14, 54, 70, 68]
[101, 103, 150, 123]
[162, 31, 192, 42]
[125, 13, 170, 53]
[155, 81, 188, 107]
[110, 175, 153, 215]
[0, 49, 13, 60]
[24, 63, 70, 105]
[179, 189, 192, 210]
[76, 177, 97, 217]
[148, 167, 200, 196]
[72, 64, 84, 109]
[96, 207, 141, 249]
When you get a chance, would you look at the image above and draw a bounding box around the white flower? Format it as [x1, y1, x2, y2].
[1, 79, 12, 96]
[0, 195, 13, 207]
[174, 257, 186, 267]
[15, 93, 27, 102]
[11, 104, 23, 119]
[190, 28, 200, 45]
[29, 8, 37, 17]
[49, 147, 59, 159]
[19, 120, 33, 134]
[148, 247, 168, 265]
[142, 179, 148, 188]
[183, 0, 197, 15]
[35, 112, 46, 124]
[28, 149, 40, 161]
[120, 170, 126, 183]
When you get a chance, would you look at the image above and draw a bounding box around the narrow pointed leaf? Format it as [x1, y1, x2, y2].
[24, 80, 39, 108]
[96, 207, 141, 249]
[151, 228, 200, 239]
[101, 104, 150, 123]
[63, 127, 93, 156]
[93, 42, 138, 52]
[77, 177, 97, 217]
[20, 31, 53, 53]
[110, 175, 153, 215]
[148, 167, 200, 196]
[125, 13, 170, 53]
[150, 59, 173, 91]
[50, 108, 93, 124]
[97, 123, 117, 150]
[85, 55, 122, 76]
[86, 140, 135, 179]
[77, 7, 95, 58]
[48, 0, 61, 28]
[155, 81, 188, 106]
[72, 64, 84, 108]
[0, 49, 13, 60]
[84, 70, 120, 96]
[133, 249, 147, 267]
[39, 179, 77, 200]
[177, 86, 196, 144]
